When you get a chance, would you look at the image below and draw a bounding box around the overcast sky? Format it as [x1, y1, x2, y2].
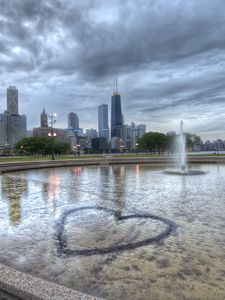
[1, 0, 225, 140]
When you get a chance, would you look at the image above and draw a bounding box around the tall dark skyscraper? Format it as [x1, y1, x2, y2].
[98, 104, 109, 141]
[7, 86, 18, 114]
[68, 112, 79, 129]
[111, 77, 123, 138]
[40, 108, 48, 128]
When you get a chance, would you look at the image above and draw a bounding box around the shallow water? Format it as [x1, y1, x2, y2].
[0, 164, 225, 300]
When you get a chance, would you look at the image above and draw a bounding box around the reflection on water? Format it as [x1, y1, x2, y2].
[112, 166, 125, 218]
[0, 164, 225, 300]
[48, 175, 60, 201]
[1, 175, 28, 225]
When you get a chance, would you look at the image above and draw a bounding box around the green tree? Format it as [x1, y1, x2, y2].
[54, 140, 70, 155]
[138, 132, 168, 154]
[186, 133, 202, 150]
[14, 137, 70, 156]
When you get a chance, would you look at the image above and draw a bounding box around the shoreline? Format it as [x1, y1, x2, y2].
[0, 156, 225, 173]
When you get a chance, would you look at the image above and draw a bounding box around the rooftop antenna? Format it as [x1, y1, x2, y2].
[114, 76, 118, 93]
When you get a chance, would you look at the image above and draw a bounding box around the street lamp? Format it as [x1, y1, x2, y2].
[135, 142, 139, 155]
[20, 145, 24, 156]
[119, 139, 124, 153]
[48, 113, 57, 160]
[77, 144, 81, 156]
[73, 145, 77, 156]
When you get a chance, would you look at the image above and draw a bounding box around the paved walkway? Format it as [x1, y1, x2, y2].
[0, 264, 102, 300]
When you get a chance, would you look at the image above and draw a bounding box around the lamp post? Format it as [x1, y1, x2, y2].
[135, 142, 139, 155]
[119, 139, 124, 153]
[48, 113, 57, 160]
[20, 145, 24, 156]
[120, 141, 124, 153]
[73, 145, 77, 156]
[77, 144, 80, 156]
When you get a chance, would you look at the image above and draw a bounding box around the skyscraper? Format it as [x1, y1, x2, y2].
[0, 113, 8, 145]
[111, 77, 123, 138]
[98, 104, 109, 141]
[7, 114, 27, 145]
[40, 108, 48, 128]
[0, 86, 27, 146]
[137, 124, 146, 138]
[7, 86, 18, 115]
[68, 112, 79, 129]
[86, 128, 98, 139]
[0, 112, 26, 145]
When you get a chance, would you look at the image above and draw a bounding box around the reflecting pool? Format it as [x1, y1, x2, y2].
[0, 164, 225, 300]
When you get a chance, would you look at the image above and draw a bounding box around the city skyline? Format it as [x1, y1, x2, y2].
[1, 1, 225, 140]
[1, 84, 225, 144]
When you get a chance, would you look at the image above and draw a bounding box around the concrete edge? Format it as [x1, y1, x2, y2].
[0, 264, 103, 300]
[0, 156, 225, 173]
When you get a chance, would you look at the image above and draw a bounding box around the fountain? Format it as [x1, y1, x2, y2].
[164, 121, 206, 175]
[179, 121, 187, 173]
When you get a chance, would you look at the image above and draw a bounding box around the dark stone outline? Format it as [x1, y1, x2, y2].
[55, 206, 177, 256]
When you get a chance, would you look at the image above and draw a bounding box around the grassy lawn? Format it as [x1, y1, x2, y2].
[0, 153, 224, 163]
[188, 153, 225, 156]
[113, 154, 161, 158]
[0, 153, 163, 162]
[0, 155, 104, 163]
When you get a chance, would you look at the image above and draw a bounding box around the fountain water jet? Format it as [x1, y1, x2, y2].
[179, 121, 187, 173]
[164, 121, 206, 175]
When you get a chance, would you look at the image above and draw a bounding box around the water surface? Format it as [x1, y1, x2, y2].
[0, 164, 225, 300]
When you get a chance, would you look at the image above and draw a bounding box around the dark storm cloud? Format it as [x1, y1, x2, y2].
[1, 0, 225, 139]
[1, 0, 225, 76]
[72, 0, 225, 78]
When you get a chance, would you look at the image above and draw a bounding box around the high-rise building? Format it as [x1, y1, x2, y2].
[122, 124, 133, 150]
[98, 104, 109, 141]
[86, 128, 98, 139]
[137, 124, 146, 138]
[0, 87, 27, 146]
[111, 77, 123, 138]
[8, 114, 27, 145]
[0, 113, 26, 145]
[68, 112, 79, 129]
[121, 123, 146, 150]
[92, 137, 108, 152]
[86, 128, 98, 149]
[131, 124, 146, 149]
[7, 86, 18, 115]
[40, 108, 48, 128]
[0, 114, 8, 145]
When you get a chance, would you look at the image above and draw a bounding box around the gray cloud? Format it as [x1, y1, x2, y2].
[0, 0, 225, 139]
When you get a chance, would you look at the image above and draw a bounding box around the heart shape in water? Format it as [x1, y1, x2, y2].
[55, 206, 176, 256]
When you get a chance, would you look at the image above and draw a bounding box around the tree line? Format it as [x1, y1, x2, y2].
[14, 137, 70, 156]
[13, 132, 201, 156]
[138, 132, 201, 154]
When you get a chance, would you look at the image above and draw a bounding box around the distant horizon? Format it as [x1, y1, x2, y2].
[1, 0, 225, 141]
[1, 84, 225, 142]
